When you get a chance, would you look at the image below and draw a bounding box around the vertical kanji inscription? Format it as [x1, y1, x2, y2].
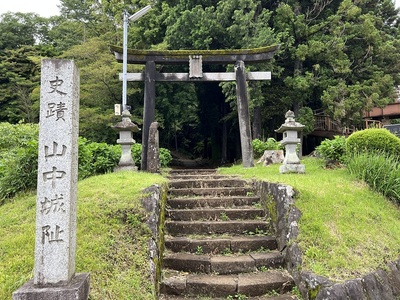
[34, 59, 80, 286]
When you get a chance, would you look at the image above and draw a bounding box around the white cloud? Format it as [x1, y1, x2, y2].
[0, 0, 60, 18]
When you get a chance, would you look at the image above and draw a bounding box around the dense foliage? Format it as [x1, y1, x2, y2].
[1, 0, 399, 161]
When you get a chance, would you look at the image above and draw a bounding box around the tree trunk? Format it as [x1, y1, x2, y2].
[252, 106, 262, 140]
[221, 119, 228, 164]
[293, 59, 302, 117]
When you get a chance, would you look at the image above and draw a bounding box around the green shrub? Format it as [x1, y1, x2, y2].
[78, 137, 94, 180]
[316, 136, 347, 164]
[0, 122, 38, 155]
[132, 143, 142, 168]
[160, 147, 173, 167]
[252, 138, 280, 158]
[78, 138, 122, 179]
[346, 128, 400, 157]
[0, 140, 38, 203]
[131, 143, 173, 168]
[86, 142, 121, 175]
[0, 123, 39, 202]
[347, 152, 400, 204]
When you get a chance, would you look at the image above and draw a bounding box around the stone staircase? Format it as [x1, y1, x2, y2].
[160, 169, 297, 299]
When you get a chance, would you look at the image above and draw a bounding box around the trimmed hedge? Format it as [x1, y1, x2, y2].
[346, 128, 400, 157]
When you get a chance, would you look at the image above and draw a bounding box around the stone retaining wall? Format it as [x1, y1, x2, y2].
[255, 180, 400, 300]
[141, 183, 169, 295]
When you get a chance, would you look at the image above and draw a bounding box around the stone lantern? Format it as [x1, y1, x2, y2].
[275, 110, 305, 174]
[113, 109, 140, 171]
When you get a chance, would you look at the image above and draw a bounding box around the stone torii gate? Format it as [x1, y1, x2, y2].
[110, 45, 279, 170]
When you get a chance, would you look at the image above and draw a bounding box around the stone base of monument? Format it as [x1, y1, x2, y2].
[279, 163, 305, 174]
[12, 273, 90, 300]
[114, 165, 138, 172]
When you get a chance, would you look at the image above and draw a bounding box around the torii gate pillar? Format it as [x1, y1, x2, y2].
[142, 61, 156, 171]
[235, 60, 254, 167]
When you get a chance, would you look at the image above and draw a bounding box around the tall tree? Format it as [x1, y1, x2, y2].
[0, 13, 59, 123]
[320, 0, 400, 126]
[61, 38, 124, 143]
[271, 0, 400, 127]
[0, 12, 49, 50]
[272, 0, 341, 116]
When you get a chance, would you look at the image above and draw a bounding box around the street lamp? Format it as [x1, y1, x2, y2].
[122, 5, 152, 112]
[113, 5, 151, 172]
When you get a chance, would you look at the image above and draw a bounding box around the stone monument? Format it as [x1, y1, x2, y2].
[113, 109, 140, 171]
[13, 59, 89, 299]
[147, 122, 160, 173]
[275, 110, 305, 174]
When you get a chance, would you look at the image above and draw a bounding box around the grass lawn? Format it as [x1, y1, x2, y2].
[1, 158, 400, 299]
[219, 157, 400, 282]
[0, 171, 167, 300]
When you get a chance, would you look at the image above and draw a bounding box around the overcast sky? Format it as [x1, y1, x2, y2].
[0, 0, 61, 18]
[0, 0, 399, 18]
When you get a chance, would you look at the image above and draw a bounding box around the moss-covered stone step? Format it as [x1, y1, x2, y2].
[167, 208, 265, 221]
[165, 220, 270, 235]
[169, 169, 217, 176]
[167, 174, 231, 180]
[169, 187, 255, 197]
[160, 295, 298, 300]
[167, 196, 261, 209]
[169, 178, 249, 189]
[163, 251, 285, 274]
[161, 169, 296, 299]
[160, 271, 294, 298]
[165, 236, 278, 254]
